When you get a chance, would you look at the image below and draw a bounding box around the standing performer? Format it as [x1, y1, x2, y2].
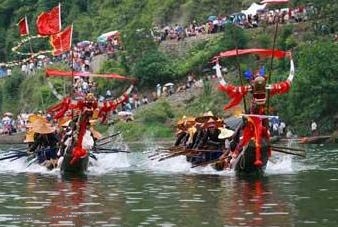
[214, 50, 295, 167]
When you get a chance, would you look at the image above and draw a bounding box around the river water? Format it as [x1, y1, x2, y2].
[0, 142, 337, 226]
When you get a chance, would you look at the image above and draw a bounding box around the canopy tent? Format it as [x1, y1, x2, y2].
[97, 31, 120, 43]
[241, 3, 267, 16]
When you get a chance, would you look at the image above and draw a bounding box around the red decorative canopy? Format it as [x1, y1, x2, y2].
[215, 48, 290, 60]
[260, 0, 288, 4]
[45, 68, 137, 82]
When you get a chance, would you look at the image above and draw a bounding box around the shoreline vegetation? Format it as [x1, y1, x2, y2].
[0, 1, 337, 141]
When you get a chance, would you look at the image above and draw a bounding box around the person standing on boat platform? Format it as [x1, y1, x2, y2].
[311, 120, 318, 136]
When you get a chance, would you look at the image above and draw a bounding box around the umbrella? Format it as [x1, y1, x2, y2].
[163, 82, 174, 87]
[208, 16, 217, 21]
[37, 55, 46, 59]
[97, 31, 119, 43]
[77, 40, 91, 47]
[3, 112, 13, 117]
[118, 111, 133, 116]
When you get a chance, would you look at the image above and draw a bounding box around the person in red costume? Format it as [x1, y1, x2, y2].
[215, 54, 295, 167]
[47, 85, 134, 164]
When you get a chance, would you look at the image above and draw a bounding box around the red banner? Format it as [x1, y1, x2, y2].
[45, 68, 137, 82]
[18, 16, 29, 36]
[49, 25, 73, 56]
[36, 4, 61, 36]
[216, 49, 290, 60]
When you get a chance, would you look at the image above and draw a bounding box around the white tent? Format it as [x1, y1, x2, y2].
[241, 2, 267, 16]
[97, 31, 120, 43]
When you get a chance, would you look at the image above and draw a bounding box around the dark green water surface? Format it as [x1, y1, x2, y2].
[0, 144, 337, 226]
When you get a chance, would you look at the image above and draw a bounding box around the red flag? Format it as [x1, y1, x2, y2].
[36, 4, 61, 36]
[18, 16, 29, 36]
[49, 25, 73, 56]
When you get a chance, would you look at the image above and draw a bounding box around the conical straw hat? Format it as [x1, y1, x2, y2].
[195, 111, 218, 123]
[31, 122, 55, 134]
[218, 127, 235, 139]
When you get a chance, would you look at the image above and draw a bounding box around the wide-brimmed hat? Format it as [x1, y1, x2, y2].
[203, 118, 218, 129]
[31, 123, 55, 134]
[177, 116, 195, 130]
[58, 117, 72, 128]
[184, 117, 196, 128]
[218, 127, 235, 139]
[28, 114, 47, 124]
[195, 111, 218, 123]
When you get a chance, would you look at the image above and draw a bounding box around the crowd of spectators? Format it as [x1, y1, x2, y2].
[151, 5, 313, 43]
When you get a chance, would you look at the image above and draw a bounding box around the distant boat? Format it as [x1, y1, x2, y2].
[280, 135, 334, 144]
[298, 135, 332, 144]
[0, 132, 25, 144]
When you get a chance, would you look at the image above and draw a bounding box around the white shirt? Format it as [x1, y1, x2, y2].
[311, 122, 317, 131]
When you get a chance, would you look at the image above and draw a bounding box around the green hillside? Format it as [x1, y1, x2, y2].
[0, 0, 337, 137]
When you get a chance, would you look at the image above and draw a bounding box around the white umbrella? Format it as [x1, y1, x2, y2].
[118, 111, 133, 116]
[37, 55, 46, 59]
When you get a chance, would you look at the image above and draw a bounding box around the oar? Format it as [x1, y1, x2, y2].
[191, 159, 223, 168]
[272, 148, 306, 158]
[96, 132, 121, 143]
[10, 154, 29, 162]
[93, 148, 130, 153]
[26, 157, 38, 167]
[96, 139, 112, 147]
[270, 145, 305, 152]
[0, 153, 28, 161]
[89, 153, 98, 160]
[158, 149, 195, 161]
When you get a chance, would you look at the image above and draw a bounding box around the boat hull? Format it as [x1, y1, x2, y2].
[234, 138, 269, 175]
[60, 153, 89, 176]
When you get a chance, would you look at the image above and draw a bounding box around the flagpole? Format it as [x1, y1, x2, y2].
[70, 24, 74, 118]
[24, 15, 35, 57]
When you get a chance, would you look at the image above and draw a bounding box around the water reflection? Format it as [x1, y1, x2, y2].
[0, 145, 337, 226]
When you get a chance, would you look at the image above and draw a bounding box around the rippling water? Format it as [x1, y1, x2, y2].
[0, 143, 337, 226]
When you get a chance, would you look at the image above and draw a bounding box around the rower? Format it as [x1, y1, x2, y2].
[28, 122, 59, 169]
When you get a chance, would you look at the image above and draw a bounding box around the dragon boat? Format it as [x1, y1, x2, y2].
[153, 48, 301, 175]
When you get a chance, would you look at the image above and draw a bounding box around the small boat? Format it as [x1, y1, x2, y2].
[0, 132, 25, 144]
[298, 135, 331, 144]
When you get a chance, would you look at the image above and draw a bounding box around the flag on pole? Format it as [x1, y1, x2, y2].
[36, 3, 62, 36]
[18, 16, 29, 36]
[50, 25, 73, 56]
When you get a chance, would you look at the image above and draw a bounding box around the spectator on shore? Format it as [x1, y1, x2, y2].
[311, 120, 318, 136]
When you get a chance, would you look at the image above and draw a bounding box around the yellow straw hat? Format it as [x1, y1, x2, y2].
[31, 122, 55, 134]
[195, 111, 218, 123]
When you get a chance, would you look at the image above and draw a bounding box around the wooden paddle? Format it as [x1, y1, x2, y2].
[270, 145, 305, 152]
[272, 148, 306, 157]
[93, 148, 130, 153]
